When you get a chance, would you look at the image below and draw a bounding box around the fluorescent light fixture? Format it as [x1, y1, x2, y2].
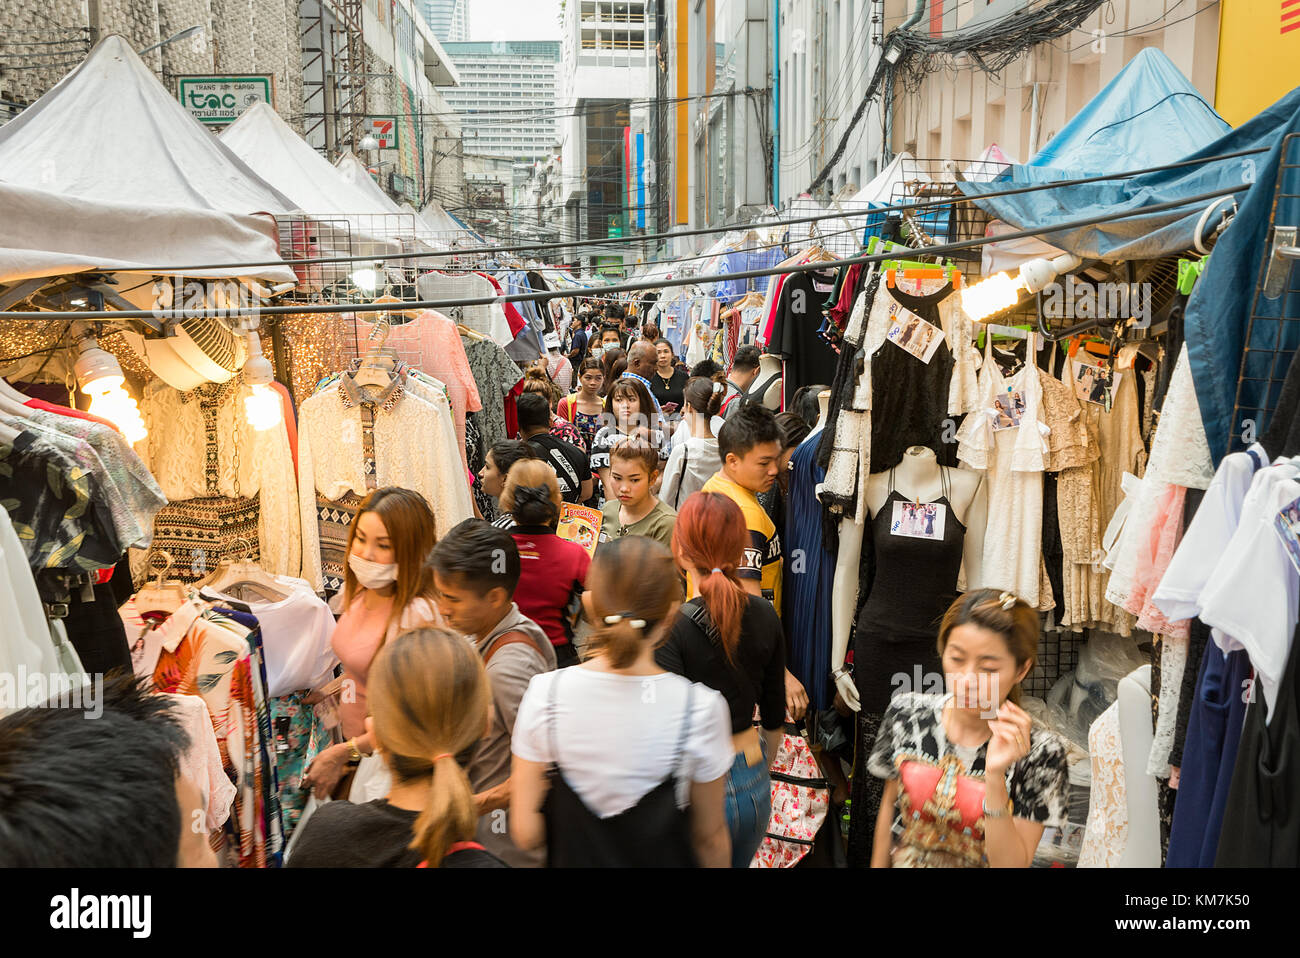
[350, 268, 380, 294]
[1018, 253, 1084, 294]
[70, 323, 147, 443]
[242, 331, 283, 432]
[960, 271, 1025, 323]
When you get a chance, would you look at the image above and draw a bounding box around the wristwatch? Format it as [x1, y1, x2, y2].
[345, 739, 363, 766]
[981, 797, 1014, 819]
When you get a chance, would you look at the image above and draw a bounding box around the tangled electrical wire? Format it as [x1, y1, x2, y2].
[892, 0, 1110, 89]
[808, 0, 1110, 193]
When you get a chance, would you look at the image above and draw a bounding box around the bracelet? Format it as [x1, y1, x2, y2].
[831, 666, 850, 680]
[346, 739, 363, 764]
[981, 797, 1013, 819]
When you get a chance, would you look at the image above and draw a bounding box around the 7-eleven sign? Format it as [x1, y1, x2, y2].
[363, 116, 399, 149]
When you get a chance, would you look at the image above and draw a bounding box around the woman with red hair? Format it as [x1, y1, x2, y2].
[656, 491, 787, 867]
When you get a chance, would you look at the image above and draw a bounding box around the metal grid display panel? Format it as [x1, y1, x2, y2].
[1230, 132, 1300, 453]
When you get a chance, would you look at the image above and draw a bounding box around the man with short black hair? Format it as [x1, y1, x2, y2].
[721, 345, 763, 420]
[517, 392, 592, 504]
[430, 519, 556, 867]
[0, 675, 217, 867]
[690, 358, 723, 379]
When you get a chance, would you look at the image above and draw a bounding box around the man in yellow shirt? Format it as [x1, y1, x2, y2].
[697, 404, 807, 717]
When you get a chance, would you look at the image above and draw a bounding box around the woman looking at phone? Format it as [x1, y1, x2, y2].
[867, 589, 1068, 868]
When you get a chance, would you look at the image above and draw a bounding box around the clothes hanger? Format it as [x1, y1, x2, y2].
[134, 550, 189, 616]
[194, 536, 290, 603]
[352, 308, 397, 389]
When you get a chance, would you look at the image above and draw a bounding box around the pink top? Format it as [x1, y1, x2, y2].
[331, 594, 443, 738]
[331, 593, 394, 738]
[354, 310, 483, 470]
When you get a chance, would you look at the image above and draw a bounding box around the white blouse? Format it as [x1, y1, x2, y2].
[297, 370, 472, 591]
[134, 378, 299, 580]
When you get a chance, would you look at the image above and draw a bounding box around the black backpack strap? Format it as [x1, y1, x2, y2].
[680, 597, 721, 645]
[672, 682, 696, 779]
[547, 669, 563, 770]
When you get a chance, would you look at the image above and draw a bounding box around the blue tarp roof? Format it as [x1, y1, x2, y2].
[1028, 48, 1230, 172]
[955, 50, 1244, 262]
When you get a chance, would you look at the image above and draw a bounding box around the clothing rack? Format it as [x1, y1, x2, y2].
[4, 182, 1251, 323]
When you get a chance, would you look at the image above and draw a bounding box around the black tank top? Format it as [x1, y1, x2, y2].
[857, 465, 967, 640]
[543, 672, 699, 867]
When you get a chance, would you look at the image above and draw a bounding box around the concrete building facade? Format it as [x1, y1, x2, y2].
[440, 41, 561, 161]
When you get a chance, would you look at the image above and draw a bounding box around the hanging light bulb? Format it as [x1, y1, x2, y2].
[70, 322, 147, 444]
[960, 271, 1026, 323]
[241, 328, 283, 432]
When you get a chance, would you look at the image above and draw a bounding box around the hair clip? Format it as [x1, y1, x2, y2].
[604, 613, 647, 630]
[998, 591, 1017, 611]
[711, 381, 724, 394]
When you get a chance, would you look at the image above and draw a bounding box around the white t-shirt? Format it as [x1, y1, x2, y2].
[513, 667, 733, 817]
[1151, 445, 1265, 623]
[1199, 464, 1300, 717]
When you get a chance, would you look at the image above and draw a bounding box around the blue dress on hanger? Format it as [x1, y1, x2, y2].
[783, 429, 835, 712]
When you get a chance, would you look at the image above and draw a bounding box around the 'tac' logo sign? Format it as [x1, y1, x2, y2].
[188, 92, 238, 110]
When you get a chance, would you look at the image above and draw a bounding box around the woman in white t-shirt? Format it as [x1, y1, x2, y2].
[510, 536, 734, 867]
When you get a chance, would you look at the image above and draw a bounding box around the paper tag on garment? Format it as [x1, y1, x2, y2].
[884, 303, 944, 364]
[1274, 496, 1300, 578]
[991, 389, 1026, 432]
[890, 500, 947, 540]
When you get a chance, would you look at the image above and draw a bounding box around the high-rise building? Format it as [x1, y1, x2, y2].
[440, 41, 561, 160]
[423, 0, 470, 42]
[556, 0, 655, 268]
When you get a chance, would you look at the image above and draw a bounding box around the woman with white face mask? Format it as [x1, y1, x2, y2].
[302, 487, 442, 799]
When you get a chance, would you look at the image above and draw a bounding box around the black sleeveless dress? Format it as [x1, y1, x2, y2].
[847, 466, 967, 867]
[543, 673, 699, 868]
[853, 465, 967, 715]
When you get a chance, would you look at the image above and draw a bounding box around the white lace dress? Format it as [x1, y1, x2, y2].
[1079, 700, 1127, 868]
[956, 334, 1051, 608]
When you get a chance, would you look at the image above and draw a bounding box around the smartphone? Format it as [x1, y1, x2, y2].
[661, 402, 679, 414]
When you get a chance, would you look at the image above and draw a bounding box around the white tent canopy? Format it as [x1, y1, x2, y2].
[0, 35, 296, 286]
[417, 201, 482, 245]
[221, 102, 424, 257]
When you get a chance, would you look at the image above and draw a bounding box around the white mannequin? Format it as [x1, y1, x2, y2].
[754, 354, 783, 410]
[815, 389, 830, 432]
[830, 446, 989, 710]
[1115, 665, 1161, 867]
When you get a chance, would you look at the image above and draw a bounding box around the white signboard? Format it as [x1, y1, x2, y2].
[177, 75, 273, 125]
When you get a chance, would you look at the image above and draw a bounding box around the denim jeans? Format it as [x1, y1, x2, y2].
[724, 748, 771, 868]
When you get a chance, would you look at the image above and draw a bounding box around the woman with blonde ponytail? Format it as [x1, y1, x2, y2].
[656, 492, 787, 867]
[510, 536, 735, 867]
[288, 628, 507, 868]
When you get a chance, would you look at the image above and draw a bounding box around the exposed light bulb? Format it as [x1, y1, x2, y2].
[960, 271, 1025, 323]
[244, 383, 283, 431]
[241, 328, 283, 431]
[83, 377, 148, 444]
[70, 322, 147, 443]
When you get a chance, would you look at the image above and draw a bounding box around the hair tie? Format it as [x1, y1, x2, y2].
[711, 381, 724, 394]
[710, 567, 723, 574]
[603, 613, 647, 630]
[432, 752, 453, 763]
[998, 591, 1017, 611]
[514, 485, 552, 506]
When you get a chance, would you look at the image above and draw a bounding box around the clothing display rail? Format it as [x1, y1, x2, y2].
[3, 182, 1252, 323]
[24, 148, 1268, 276]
